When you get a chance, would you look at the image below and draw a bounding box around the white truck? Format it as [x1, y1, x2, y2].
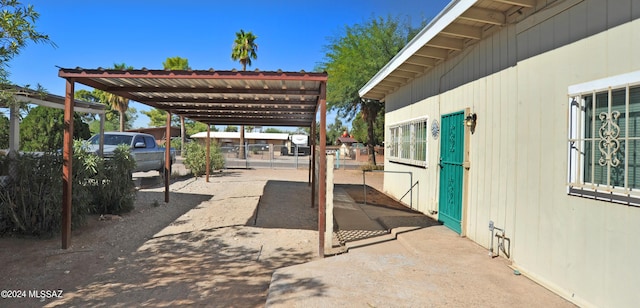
[87, 132, 175, 174]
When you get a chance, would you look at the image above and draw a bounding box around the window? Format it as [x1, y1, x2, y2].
[568, 71, 640, 205]
[388, 117, 428, 167]
[144, 136, 157, 148]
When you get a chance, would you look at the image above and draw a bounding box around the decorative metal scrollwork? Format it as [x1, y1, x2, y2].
[598, 111, 621, 167]
[432, 120, 440, 140]
[447, 178, 455, 210]
[449, 124, 456, 153]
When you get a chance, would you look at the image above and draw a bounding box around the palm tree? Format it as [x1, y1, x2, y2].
[106, 63, 133, 131]
[162, 56, 191, 155]
[231, 30, 258, 71]
[231, 29, 258, 159]
[163, 56, 190, 71]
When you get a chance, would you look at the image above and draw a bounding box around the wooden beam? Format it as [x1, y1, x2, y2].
[397, 63, 427, 74]
[495, 0, 536, 8]
[442, 23, 483, 40]
[165, 112, 171, 202]
[139, 96, 319, 104]
[174, 112, 314, 119]
[459, 7, 506, 25]
[426, 36, 465, 51]
[384, 75, 410, 84]
[318, 81, 327, 258]
[206, 124, 211, 183]
[369, 83, 396, 91]
[187, 118, 314, 127]
[405, 56, 438, 67]
[414, 46, 450, 60]
[310, 119, 315, 190]
[170, 106, 315, 113]
[386, 70, 417, 79]
[109, 86, 321, 96]
[374, 78, 404, 87]
[61, 79, 74, 249]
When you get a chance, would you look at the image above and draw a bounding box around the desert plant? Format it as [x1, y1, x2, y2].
[89, 144, 136, 214]
[0, 141, 138, 236]
[0, 145, 94, 236]
[184, 141, 224, 177]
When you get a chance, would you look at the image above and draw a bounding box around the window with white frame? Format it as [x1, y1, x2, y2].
[388, 117, 428, 167]
[568, 71, 640, 205]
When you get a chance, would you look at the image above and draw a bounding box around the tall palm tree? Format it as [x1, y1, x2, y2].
[162, 56, 191, 155]
[106, 63, 133, 131]
[231, 30, 258, 71]
[231, 29, 258, 159]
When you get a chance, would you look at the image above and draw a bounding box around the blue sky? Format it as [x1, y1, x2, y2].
[7, 0, 450, 130]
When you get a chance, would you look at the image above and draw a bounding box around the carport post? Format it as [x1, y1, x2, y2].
[318, 82, 327, 257]
[62, 79, 75, 249]
[165, 112, 171, 203]
[311, 119, 316, 209]
[206, 124, 211, 183]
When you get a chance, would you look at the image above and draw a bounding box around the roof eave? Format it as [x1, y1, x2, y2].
[358, 0, 478, 100]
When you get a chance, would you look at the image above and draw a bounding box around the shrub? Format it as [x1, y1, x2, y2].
[184, 141, 225, 177]
[0, 141, 138, 236]
[360, 163, 384, 172]
[89, 144, 136, 214]
[0, 143, 95, 236]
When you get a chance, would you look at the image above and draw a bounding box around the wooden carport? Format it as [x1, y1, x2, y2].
[57, 68, 328, 256]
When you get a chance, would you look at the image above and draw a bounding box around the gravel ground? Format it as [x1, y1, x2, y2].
[0, 167, 379, 307]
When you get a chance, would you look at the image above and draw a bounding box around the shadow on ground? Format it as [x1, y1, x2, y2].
[250, 180, 317, 230]
[49, 226, 317, 307]
[41, 174, 322, 307]
[333, 184, 441, 245]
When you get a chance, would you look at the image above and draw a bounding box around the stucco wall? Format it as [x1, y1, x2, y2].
[383, 0, 640, 307]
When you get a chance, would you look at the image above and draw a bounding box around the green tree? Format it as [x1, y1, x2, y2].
[231, 30, 258, 71]
[184, 119, 213, 137]
[0, 112, 8, 148]
[105, 63, 133, 131]
[163, 56, 190, 70]
[318, 15, 418, 164]
[231, 29, 258, 159]
[224, 125, 238, 132]
[76, 88, 137, 134]
[327, 118, 348, 145]
[351, 110, 384, 145]
[142, 107, 180, 127]
[161, 56, 191, 154]
[20, 105, 90, 151]
[0, 0, 55, 84]
[264, 127, 285, 133]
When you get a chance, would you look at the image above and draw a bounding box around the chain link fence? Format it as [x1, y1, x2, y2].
[216, 143, 384, 170]
[220, 144, 311, 169]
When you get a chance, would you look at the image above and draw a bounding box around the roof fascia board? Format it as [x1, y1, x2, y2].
[358, 0, 478, 98]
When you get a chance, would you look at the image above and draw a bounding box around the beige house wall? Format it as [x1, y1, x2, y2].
[382, 1, 640, 307]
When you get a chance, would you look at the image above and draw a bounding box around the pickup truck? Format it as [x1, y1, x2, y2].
[87, 132, 176, 174]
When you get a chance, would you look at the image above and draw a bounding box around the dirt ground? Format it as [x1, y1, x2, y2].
[0, 168, 383, 307]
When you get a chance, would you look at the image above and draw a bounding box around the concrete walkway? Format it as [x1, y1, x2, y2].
[266, 190, 575, 307]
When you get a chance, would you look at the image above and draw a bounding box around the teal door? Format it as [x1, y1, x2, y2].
[438, 111, 465, 234]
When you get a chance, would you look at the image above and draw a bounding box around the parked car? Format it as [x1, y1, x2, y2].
[87, 132, 176, 174]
